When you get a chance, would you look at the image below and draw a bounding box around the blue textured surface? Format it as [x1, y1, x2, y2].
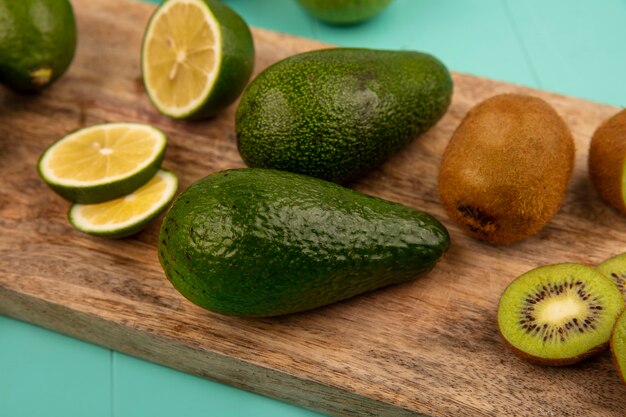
[2, 0, 626, 416]
[0, 316, 112, 417]
[113, 353, 322, 417]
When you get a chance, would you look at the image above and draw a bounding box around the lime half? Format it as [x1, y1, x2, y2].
[141, 0, 255, 119]
[68, 169, 178, 238]
[38, 123, 167, 204]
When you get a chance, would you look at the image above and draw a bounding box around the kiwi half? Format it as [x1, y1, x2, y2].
[611, 310, 626, 386]
[498, 263, 625, 366]
[588, 109, 626, 214]
[596, 253, 626, 300]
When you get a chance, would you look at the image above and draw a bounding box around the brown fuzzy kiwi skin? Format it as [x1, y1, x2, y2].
[438, 93, 575, 245]
[498, 326, 608, 366]
[610, 309, 626, 386]
[588, 109, 626, 215]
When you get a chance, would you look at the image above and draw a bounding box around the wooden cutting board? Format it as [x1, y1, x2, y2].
[1, 0, 624, 415]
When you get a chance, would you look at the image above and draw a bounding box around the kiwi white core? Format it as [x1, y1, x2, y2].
[535, 294, 585, 325]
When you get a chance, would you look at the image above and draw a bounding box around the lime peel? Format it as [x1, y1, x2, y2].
[30, 67, 53, 86]
[38, 123, 167, 204]
[68, 170, 178, 238]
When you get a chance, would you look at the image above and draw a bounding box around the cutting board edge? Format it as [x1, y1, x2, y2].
[2, 0, 625, 415]
[0, 285, 427, 417]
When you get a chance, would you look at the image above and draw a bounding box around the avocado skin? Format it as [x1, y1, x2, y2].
[235, 48, 452, 183]
[158, 168, 450, 317]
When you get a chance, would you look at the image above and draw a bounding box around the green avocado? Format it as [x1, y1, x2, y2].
[158, 168, 450, 317]
[0, 0, 76, 92]
[296, 0, 394, 25]
[235, 48, 452, 183]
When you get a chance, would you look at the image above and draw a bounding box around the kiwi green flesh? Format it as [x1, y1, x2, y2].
[498, 263, 625, 365]
[598, 253, 626, 300]
[611, 310, 626, 385]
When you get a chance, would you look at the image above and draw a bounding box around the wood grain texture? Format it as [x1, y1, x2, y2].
[1, 1, 625, 416]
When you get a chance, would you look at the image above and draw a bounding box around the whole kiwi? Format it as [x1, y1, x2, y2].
[438, 93, 575, 245]
[588, 109, 626, 214]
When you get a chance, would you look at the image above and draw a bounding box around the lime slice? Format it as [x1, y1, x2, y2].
[68, 169, 178, 238]
[38, 123, 167, 204]
[141, 0, 255, 119]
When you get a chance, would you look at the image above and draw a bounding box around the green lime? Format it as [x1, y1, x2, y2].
[141, 0, 255, 120]
[0, 0, 76, 92]
[296, 0, 394, 25]
[68, 169, 178, 238]
[38, 123, 167, 204]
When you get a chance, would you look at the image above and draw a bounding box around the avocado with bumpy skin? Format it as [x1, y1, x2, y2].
[158, 168, 450, 317]
[235, 48, 452, 183]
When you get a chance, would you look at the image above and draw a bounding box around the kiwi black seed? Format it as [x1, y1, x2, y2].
[597, 252, 626, 300]
[497, 263, 625, 366]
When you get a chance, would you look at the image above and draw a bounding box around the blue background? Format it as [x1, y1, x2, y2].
[2, 0, 625, 416]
